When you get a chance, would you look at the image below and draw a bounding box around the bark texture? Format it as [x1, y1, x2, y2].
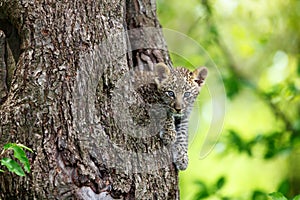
[0, 0, 178, 199]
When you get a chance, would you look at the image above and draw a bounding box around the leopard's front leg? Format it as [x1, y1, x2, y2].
[160, 113, 177, 145]
[172, 116, 189, 170]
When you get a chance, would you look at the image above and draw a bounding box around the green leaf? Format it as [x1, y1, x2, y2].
[223, 75, 241, 99]
[216, 176, 226, 190]
[293, 195, 300, 200]
[277, 179, 290, 196]
[228, 130, 248, 153]
[269, 192, 288, 200]
[16, 144, 33, 152]
[3, 143, 31, 173]
[194, 190, 209, 199]
[4, 143, 33, 152]
[0, 158, 25, 176]
[3, 143, 15, 150]
[194, 181, 209, 199]
[252, 190, 268, 200]
[12, 145, 31, 173]
[0, 169, 4, 173]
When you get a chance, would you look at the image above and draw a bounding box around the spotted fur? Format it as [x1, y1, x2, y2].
[154, 63, 208, 170]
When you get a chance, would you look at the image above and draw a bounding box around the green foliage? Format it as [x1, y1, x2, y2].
[223, 74, 241, 99]
[277, 179, 290, 197]
[0, 158, 26, 176]
[252, 190, 268, 200]
[193, 176, 227, 200]
[269, 192, 288, 200]
[0, 143, 33, 176]
[192, 183, 300, 200]
[219, 130, 293, 159]
[294, 195, 300, 200]
[262, 191, 300, 200]
[157, 0, 300, 199]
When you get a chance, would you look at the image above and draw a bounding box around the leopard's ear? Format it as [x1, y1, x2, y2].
[154, 63, 170, 86]
[192, 67, 208, 87]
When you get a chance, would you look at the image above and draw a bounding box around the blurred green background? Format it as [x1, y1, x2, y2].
[157, 0, 300, 199]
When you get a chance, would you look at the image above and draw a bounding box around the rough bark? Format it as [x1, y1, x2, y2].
[0, 0, 179, 199]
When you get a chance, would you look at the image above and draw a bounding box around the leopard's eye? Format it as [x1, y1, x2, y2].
[166, 91, 175, 97]
[184, 92, 191, 98]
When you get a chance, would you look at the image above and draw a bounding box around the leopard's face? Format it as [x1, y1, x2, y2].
[156, 67, 207, 117]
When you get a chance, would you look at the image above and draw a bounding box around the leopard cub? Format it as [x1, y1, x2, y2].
[154, 63, 208, 170]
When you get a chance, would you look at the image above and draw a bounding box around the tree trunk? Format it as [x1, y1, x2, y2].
[0, 0, 178, 199]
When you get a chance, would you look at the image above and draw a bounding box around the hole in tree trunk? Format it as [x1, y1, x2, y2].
[0, 17, 21, 101]
[0, 18, 21, 63]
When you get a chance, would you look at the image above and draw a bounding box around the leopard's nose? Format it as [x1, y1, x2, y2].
[174, 99, 182, 113]
[175, 107, 181, 113]
[175, 106, 181, 113]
